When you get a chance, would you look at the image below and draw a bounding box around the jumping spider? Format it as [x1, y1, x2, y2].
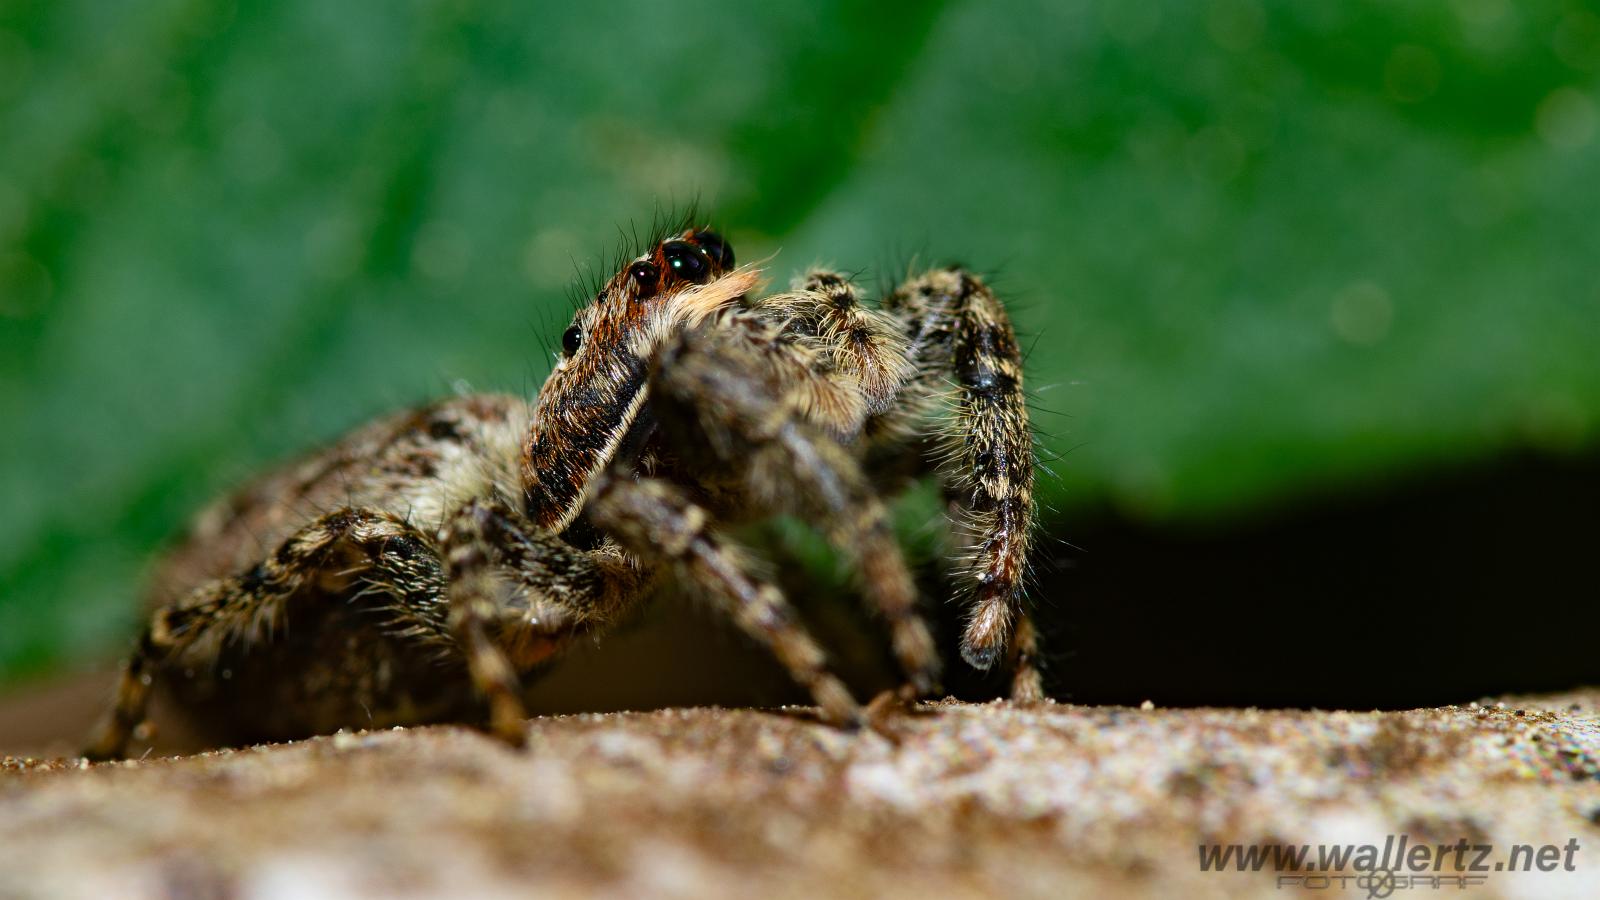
[85, 222, 1041, 760]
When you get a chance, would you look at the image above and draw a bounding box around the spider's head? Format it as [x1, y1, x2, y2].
[521, 228, 757, 532]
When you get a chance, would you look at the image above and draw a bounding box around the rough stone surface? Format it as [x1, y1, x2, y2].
[3, 693, 1599, 898]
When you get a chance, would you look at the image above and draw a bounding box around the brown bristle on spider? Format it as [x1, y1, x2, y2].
[83, 222, 1041, 760]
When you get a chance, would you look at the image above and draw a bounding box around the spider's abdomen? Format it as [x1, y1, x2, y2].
[152, 394, 531, 607]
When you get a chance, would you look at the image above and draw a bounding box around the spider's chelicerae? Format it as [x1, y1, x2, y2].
[85, 222, 1041, 760]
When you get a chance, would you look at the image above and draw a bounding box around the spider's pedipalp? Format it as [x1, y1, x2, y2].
[754, 269, 914, 419]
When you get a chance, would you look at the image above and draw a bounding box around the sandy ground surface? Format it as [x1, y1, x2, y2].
[2, 690, 1599, 899]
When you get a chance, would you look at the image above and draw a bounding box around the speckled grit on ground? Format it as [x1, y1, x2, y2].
[3, 692, 1599, 899]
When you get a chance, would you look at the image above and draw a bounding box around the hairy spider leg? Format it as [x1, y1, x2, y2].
[586, 471, 862, 725]
[881, 268, 1043, 700]
[84, 509, 447, 761]
[649, 320, 942, 696]
[440, 497, 646, 745]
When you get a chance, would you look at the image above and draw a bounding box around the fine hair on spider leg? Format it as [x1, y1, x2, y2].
[878, 267, 1039, 681]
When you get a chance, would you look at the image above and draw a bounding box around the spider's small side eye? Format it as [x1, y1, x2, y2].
[629, 260, 660, 294]
[662, 240, 711, 284]
[561, 325, 583, 356]
[694, 230, 734, 270]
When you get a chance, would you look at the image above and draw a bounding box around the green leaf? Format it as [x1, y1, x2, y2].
[3, 0, 1597, 679]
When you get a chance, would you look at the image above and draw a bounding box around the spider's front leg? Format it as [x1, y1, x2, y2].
[647, 323, 942, 698]
[440, 497, 647, 746]
[586, 472, 862, 724]
[882, 268, 1044, 701]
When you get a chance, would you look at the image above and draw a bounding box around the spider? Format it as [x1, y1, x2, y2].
[83, 220, 1042, 760]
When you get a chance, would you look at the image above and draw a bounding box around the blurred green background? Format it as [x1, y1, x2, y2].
[2, 0, 1598, 685]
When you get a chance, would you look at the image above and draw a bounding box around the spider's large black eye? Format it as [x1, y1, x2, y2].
[561, 325, 583, 356]
[661, 240, 711, 284]
[694, 230, 734, 270]
[628, 260, 659, 294]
